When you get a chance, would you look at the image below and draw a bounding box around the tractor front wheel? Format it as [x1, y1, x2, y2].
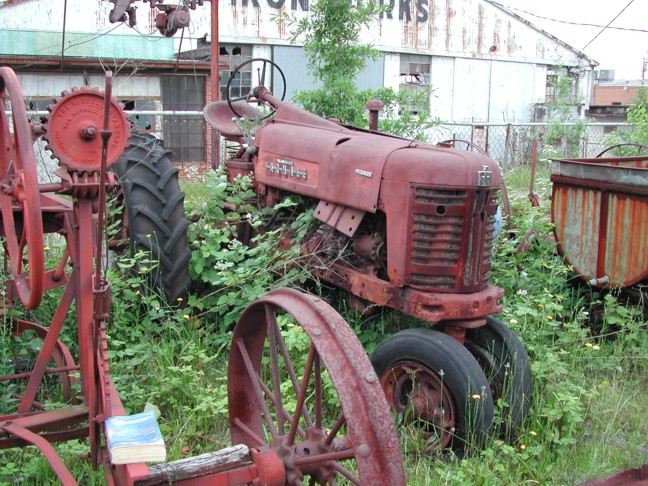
[371, 328, 494, 453]
[465, 316, 532, 439]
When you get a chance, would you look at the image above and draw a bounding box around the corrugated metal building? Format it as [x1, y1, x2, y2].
[0, 0, 597, 164]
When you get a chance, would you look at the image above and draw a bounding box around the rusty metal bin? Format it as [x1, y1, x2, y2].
[551, 156, 648, 289]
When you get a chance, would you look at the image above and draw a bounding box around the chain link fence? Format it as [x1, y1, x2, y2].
[426, 122, 637, 171]
[22, 109, 638, 204]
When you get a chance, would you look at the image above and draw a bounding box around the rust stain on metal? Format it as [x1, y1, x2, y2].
[445, 0, 453, 51]
[476, 3, 484, 55]
[552, 157, 648, 288]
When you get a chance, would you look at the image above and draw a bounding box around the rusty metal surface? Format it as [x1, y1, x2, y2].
[579, 463, 648, 485]
[229, 287, 406, 486]
[1, 421, 78, 485]
[255, 116, 406, 214]
[43, 87, 129, 172]
[552, 158, 648, 288]
[0, 66, 45, 309]
[312, 263, 504, 322]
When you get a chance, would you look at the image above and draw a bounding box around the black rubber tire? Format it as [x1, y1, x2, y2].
[111, 133, 191, 305]
[370, 328, 494, 451]
[465, 317, 532, 440]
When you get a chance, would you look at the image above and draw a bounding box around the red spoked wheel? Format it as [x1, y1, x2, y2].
[229, 288, 405, 486]
[0, 67, 44, 309]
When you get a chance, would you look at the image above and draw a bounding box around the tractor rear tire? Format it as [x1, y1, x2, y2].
[112, 133, 191, 305]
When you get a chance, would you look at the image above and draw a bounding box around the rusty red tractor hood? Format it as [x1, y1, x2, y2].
[206, 90, 504, 324]
[254, 97, 502, 294]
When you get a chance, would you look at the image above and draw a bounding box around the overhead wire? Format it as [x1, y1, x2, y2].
[581, 0, 636, 51]
[497, 1, 648, 34]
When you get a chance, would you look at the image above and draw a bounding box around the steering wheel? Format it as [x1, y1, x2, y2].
[0, 67, 45, 309]
[226, 58, 286, 121]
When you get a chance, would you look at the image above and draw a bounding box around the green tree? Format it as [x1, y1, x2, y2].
[543, 70, 586, 158]
[624, 86, 648, 145]
[281, 0, 440, 138]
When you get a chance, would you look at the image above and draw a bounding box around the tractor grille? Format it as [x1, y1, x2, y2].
[407, 186, 498, 292]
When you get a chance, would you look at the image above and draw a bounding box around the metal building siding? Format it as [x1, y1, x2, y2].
[273, 46, 384, 102]
[181, 0, 589, 66]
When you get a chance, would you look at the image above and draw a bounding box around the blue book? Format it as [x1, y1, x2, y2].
[104, 410, 167, 464]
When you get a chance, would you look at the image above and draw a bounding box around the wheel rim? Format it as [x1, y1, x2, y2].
[229, 288, 405, 486]
[0, 67, 44, 309]
[379, 360, 457, 450]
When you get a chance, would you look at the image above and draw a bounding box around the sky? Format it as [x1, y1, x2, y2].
[499, 0, 648, 80]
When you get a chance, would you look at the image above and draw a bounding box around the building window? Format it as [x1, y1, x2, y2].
[545, 74, 558, 102]
[219, 44, 254, 100]
[161, 75, 206, 163]
[399, 54, 431, 114]
[546, 67, 577, 103]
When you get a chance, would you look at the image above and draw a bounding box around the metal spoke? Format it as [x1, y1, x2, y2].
[331, 462, 360, 485]
[272, 313, 313, 427]
[231, 417, 266, 447]
[266, 303, 285, 435]
[324, 414, 346, 446]
[229, 94, 249, 103]
[256, 371, 307, 440]
[288, 342, 316, 445]
[235, 338, 277, 437]
[314, 352, 322, 429]
[293, 448, 356, 465]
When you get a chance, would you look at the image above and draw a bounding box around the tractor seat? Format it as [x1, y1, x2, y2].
[203, 101, 264, 138]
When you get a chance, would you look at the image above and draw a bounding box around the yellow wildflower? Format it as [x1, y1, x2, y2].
[472, 394, 481, 400]
[510, 319, 519, 325]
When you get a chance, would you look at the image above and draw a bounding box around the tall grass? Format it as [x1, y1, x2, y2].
[1, 167, 648, 485]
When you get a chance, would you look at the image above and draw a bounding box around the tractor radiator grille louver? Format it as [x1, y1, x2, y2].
[407, 186, 498, 292]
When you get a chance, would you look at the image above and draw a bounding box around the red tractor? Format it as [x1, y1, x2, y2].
[203, 59, 533, 449]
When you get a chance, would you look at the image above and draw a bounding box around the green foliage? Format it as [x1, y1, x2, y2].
[4, 166, 648, 484]
[285, 0, 382, 84]
[281, 0, 441, 137]
[187, 169, 311, 333]
[542, 70, 586, 159]
[605, 86, 648, 152]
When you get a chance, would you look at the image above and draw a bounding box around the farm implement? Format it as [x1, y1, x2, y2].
[0, 66, 405, 485]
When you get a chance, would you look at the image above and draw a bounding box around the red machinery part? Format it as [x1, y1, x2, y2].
[43, 87, 129, 172]
[228, 287, 406, 486]
[0, 66, 45, 309]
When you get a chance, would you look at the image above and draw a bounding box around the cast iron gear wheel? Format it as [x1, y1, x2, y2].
[111, 133, 191, 305]
[43, 87, 130, 172]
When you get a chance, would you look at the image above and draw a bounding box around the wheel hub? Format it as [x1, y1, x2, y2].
[271, 427, 337, 485]
[382, 361, 456, 449]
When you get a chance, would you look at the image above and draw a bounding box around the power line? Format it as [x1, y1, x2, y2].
[497, 2, 648, 34]
[582, 0, 636, 50]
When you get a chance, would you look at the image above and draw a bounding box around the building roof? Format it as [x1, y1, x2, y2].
[596, 80, 647, 87]
[484, 0, 598, 68]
